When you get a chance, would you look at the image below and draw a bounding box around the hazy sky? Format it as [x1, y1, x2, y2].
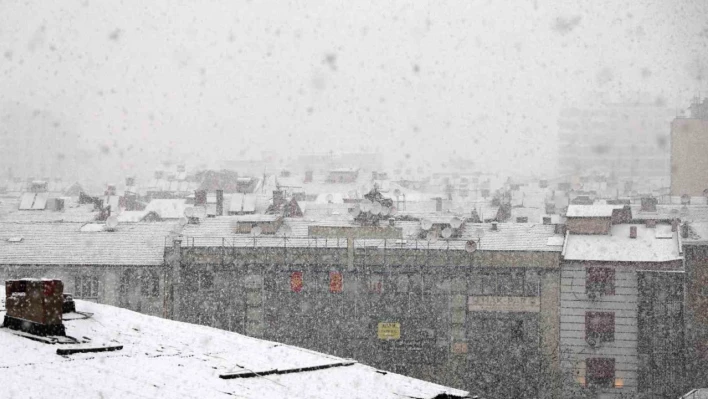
[1, 0, 706, 178]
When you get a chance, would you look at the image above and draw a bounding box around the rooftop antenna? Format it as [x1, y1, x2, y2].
[251, 225, 262, 247]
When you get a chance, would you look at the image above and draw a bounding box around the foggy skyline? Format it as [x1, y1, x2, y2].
[1, 0, 707, 179]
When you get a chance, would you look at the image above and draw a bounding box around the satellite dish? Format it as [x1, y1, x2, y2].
[178, 217, 188, 226]
[360, 199, 372, 212]
[476, 228, 486, 238]
[441, 227, 452, 239]
[465, 240, 477, 253]
[251, 226, 262, 236]
[371, 201, 382, 214]
[184, 207, 195, 218]
[450, 217, 463, 229]
[106, 216, 118, 230]
[427, 232, 438, 242]
[421, 219, 432, 230]
[350, 205, 361, 217]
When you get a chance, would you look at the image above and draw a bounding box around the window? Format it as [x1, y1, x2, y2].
[586, 312, 615, 343]
[141, 269, 160, 297]
[368, 274, 383, 293]
[586, 267, 615, 295]
[586, 358, 615, 388]
[74, 275, 99, 299]
[470, 270, 526, 296]
[198, 270, 214, 291]
[290, 271, 303, 293]
[329, 271, 343, 293]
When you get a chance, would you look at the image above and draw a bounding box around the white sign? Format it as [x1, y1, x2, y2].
[468, 296, 540, 313]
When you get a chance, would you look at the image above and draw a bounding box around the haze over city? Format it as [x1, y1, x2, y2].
[1, 0, 707, 184]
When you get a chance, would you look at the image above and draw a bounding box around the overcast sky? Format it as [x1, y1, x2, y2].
[1, 0, 706, 178]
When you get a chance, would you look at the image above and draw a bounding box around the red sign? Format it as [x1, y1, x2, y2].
[290, 272, 303, 293]
[368, 275, 383, 293]
[329, 272, 343, 293]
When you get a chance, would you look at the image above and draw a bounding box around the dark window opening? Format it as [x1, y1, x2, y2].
[141, 269, 160, 297]
[198, 270, 214, 291]
[75, 275, 99, 299]
[586, 312, 615, 343]
[586, 358, 615, 388]
[586, 267, 615, 295]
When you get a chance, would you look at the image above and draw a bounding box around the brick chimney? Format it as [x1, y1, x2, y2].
[630, 226, 637, 239]
[640, 197, 657, 212]
[195, 190, 207, 206]
[273, 190, 285, 206]
[216, 190, 224, 216]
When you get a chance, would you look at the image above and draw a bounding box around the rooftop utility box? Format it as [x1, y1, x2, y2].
[3, 279, 66, 336]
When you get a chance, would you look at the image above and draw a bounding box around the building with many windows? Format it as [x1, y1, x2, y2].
[560, 205, 685, 398]
[166, 217, 565, 398]
[557, 103, 675, 183]
[670, 97, 708, 196]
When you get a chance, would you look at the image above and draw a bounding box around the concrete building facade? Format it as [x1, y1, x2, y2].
[670, 98, 708, 196]
[165, 220, 565, 398]
[560, 205, 685, 398]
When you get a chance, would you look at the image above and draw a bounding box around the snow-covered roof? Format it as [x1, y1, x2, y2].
[0, 222, 178, 265]
[0, 295, 468, 399]
[144, 199, 192, 219]
[563, 224, 682, 262]
[460, 223, 564, 252]
[565, 204, 625, 218]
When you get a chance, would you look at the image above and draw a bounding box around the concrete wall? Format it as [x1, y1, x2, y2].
[684, 244, 708, 389]
[167, 243, 562, 398]
[0, 264, 166, 317]
[671, 118, 708, 196]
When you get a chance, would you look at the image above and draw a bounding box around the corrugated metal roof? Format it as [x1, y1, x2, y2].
[0, 222, 178, 265]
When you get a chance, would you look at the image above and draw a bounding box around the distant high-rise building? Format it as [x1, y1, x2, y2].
[557, 103, 675, 182]
[671, 97, 708, 196]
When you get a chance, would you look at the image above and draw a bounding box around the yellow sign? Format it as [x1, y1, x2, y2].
[377, 322, 400, 340]
[468, 296, 540, 313]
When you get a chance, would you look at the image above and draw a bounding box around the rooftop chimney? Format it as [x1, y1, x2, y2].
[491, 222, 498, 231]
[681, 223, 689, 239]
[640, 197, 657, 212]
[195, 190, 207, 206]
[435, 197, 443, 212]
[630, 226, 637, 239]
[216, 190, 224, 216]
[125, 177, 135, 187]
[671, 219, 679, 232]
[273, 190, 285, 206]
